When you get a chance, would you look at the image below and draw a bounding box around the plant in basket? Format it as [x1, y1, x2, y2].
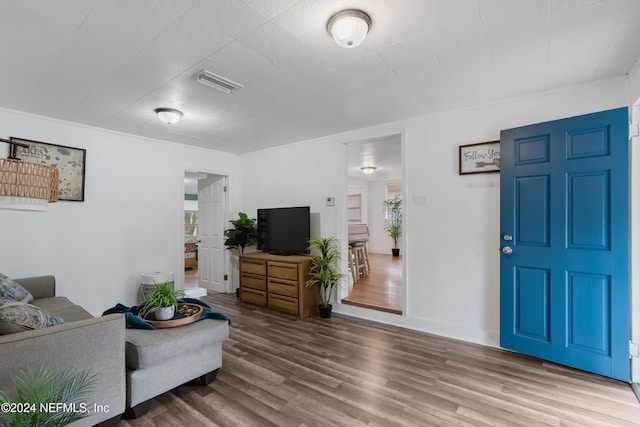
[139, 282, 184, 321]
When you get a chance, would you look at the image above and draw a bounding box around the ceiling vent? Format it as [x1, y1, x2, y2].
[195, 69, 244, 94]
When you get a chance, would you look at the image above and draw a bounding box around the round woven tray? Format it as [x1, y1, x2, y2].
[141, 303, 203, 328]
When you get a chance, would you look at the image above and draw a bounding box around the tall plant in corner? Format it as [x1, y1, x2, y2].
[224, 212, 258, 297]
[224, 212, 258, 254]
[305, 236, 345, 318]
[383, 194, 402, 256]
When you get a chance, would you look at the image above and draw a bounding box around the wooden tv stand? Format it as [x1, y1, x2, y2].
[239, 252, 319, 319]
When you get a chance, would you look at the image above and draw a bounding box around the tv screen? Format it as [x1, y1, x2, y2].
[257, 206, 310, 255]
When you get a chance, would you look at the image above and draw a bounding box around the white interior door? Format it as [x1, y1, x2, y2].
[197, 175, 227, 292]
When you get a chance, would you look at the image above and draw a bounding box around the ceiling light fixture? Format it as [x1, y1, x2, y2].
[195, 69, 244, 94]
[0, 138, 59, 211]
[361, 166, 377, 175]
[155, 108, 183, 125]
[327, 9, 372, 48]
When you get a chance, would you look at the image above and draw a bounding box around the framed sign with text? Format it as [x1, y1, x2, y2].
[10, 137, 86, 201]
[459, 141, 500, 175]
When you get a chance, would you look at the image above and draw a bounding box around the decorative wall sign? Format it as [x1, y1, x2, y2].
[10, 137, 86, 201]
[459, 141, 500, 175]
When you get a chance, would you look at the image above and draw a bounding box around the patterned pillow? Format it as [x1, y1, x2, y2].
[0, 301, 64, 335]
[0, 273, 34, 303]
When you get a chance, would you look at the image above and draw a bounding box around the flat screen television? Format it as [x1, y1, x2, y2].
[257, 206, 310, 255]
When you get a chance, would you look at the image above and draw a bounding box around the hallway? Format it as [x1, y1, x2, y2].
[341, 253, 403, 314]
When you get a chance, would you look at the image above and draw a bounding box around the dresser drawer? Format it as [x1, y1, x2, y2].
[241, 288, 266, 306]
[268, 278, 298, 298]
[268, 261, 298, 280]
[241, 259, 266, 275]
[268, 294, 298, 316]
[241, 273, 266, 291]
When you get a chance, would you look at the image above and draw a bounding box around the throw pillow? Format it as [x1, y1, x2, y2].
[0, 301, 64, 335]
[0, 272, 34, 303]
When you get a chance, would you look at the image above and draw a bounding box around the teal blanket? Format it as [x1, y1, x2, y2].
[102, 298, 230, 329]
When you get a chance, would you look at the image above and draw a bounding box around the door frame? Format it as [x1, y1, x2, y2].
[631, 99, 640, 384]
[181, 168, 230, 293]
[338, 128, 408, 315]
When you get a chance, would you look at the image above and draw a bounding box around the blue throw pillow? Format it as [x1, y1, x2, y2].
[0, 301, 64, 335]
[0, 273, 34, 303]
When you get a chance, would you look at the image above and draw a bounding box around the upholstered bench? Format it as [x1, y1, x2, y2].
[123, 317, 229, 418]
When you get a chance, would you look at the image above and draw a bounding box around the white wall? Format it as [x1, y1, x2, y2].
[241, 140, 346, 241]
[0, 108, 240, 314]
[366, 181, 390, 254]
[239, 77, 630, 347]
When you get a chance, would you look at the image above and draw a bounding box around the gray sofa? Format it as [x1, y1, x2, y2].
[1, 275, 230, 424]
[0, 276, 125, 426]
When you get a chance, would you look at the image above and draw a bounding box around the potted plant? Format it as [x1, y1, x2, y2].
[139, 282, 184, 320]
[305, 236, 345, 318]
[382, 194, 402, 256]
[0, 366, 96, 427]
[224, 212, 258, 297]
[224, 212, 258, 254]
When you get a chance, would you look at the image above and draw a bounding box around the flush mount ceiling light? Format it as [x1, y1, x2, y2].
[155, 108, 183, 125]
[195, 69, 244, 94]
[361, 166, 377, 175]
[327, 9, 371, 48]
[0, 138, 59, 211]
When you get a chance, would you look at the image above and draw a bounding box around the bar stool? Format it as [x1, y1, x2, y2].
[348, 245, 357, 283]
[352, 243, 368, 279]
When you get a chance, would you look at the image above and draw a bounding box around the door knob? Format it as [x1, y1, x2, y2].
[501, 246, 513, 255]
[503, 234, 513, 241]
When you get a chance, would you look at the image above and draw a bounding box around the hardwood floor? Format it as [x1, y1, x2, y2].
[341, 253, 403, 314]
[185, 267, 198, 288]
[117, 292, 640, 426]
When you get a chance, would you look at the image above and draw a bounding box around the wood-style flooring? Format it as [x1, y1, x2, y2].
[117, 292, 640, 427]
[185, 267, 198, 288]
[341, 253, 403, 314]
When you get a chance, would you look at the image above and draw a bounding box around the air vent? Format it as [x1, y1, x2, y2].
[195, 69, 243, 94]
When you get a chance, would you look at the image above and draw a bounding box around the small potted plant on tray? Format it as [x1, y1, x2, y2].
[139, 282, 184, 320]
[305, 236, 345, 318]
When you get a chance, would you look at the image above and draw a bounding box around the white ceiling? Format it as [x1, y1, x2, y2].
[347, 134, 401, 182]
[1, 0, 640, 156]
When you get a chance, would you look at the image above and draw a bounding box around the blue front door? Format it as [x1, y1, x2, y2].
[500, 108, 629, 381]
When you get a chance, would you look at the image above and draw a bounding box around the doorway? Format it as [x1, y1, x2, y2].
[341, 134, 404, 314]
[182, 171, 229, 296]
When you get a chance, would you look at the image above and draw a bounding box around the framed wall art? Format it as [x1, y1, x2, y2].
[10, 137, 86, 201]
[459, 141, 500, 175]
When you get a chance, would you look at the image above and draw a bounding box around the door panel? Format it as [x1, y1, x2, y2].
[198, 175, 226, 292]
[500, 107, 629, 381]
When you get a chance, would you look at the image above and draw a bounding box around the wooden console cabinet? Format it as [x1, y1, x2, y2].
[239, 252, 319, 319]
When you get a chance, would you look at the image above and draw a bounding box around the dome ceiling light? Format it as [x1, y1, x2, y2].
[327, 10, 371, 48]
[361, 166, 377, 175]
[155, 108, 183, 125]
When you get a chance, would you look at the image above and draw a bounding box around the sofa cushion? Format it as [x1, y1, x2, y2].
[0, 301, 64, 335]
[0, 273, 34, 303]
[31, 297, 93, 322]
[125, 318, 229, 370]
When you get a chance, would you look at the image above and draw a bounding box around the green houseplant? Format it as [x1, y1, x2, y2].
[139, 282, 184, 320]
[382, 194, 402, 256]
[224, 212, 258, 254]
[0, 366, 96, 427]
[305, 236, 345, 318]
[224, 212, 258, 297]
